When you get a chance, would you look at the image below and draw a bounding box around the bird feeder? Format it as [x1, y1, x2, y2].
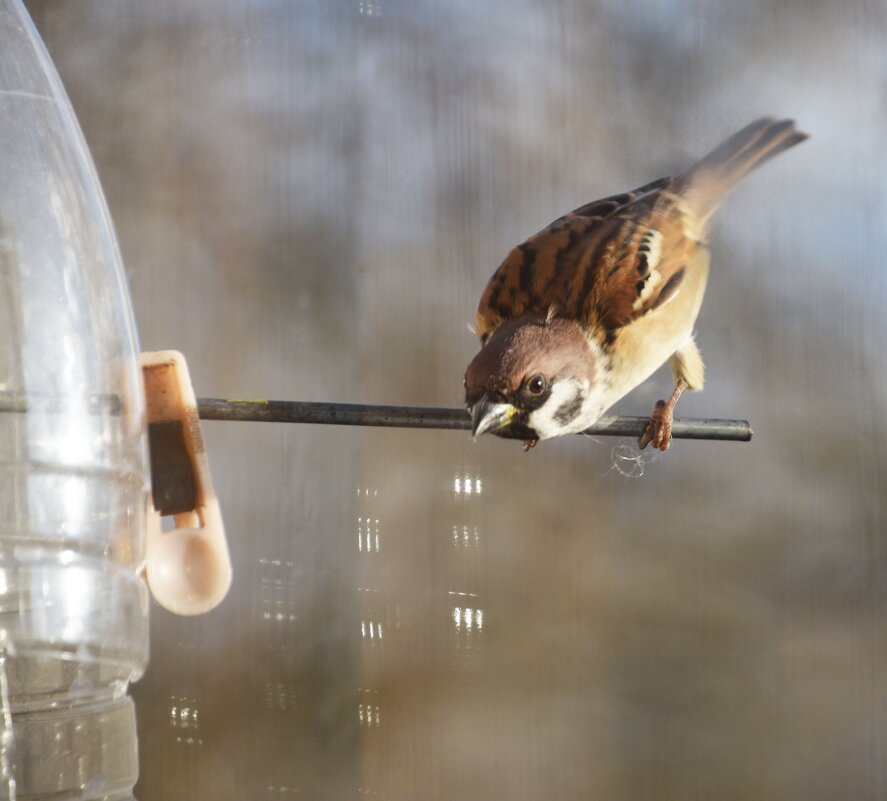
[0, 2, 229, 797]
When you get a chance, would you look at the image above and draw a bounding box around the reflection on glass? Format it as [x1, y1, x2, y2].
[453, 473, 483, 497]
[169, 696, 203, 747]
[452, 524, 480, 548]
[258, 557, 300, 625]
[358, 2, 382, 18]
[453, 606, 484, 634]
[357, 517, 380, 553]
[263, 683, 299, 713]
[358, 701, 381, 728]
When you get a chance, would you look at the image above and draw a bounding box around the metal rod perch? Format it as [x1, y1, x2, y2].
[0, 391, 751, 442]
[196, 398, 752, 442]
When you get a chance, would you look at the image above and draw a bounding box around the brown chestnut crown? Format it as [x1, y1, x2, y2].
[464, 313, 596, 408]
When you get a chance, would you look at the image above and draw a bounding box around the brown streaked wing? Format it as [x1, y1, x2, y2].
[475, 176, 693, 342]
[475, 213, 618, 342]
[559, 176, 673, 222]
[583, 189, 697, 333]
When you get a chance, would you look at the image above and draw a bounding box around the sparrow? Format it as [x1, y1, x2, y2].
[464, 117, 807, 451]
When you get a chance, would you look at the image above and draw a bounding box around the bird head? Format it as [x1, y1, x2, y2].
[464, 312, 600, 443]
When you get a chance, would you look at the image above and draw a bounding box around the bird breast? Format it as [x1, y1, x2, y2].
[598, 247, 710, 411]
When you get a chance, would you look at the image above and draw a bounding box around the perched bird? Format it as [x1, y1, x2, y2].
[464, 117, 807, 451]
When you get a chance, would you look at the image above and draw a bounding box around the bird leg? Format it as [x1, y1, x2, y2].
[638, 378, 688, 452]
[522, 439, 538, 452]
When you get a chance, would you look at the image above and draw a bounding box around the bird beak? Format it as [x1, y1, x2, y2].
[470, 397, 517, 439]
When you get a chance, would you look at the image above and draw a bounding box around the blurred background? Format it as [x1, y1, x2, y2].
[23, 1, 887, 798]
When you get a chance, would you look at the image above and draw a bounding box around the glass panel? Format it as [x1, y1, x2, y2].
[26, 1, 887, 799]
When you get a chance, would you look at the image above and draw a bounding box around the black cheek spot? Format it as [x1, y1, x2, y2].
[553, 389, 583, 425]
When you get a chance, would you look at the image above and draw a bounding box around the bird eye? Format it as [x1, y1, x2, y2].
[526, 374, 546, 395]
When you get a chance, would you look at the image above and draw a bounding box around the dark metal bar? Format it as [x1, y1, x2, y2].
[0, 391, 751, 442]
[196, 398, 752, 442]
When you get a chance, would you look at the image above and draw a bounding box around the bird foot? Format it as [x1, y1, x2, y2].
[522, 439, 538, 452]
[638, 399, 674, 452]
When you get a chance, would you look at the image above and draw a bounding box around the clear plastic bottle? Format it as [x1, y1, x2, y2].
[0, 2, 149, 799]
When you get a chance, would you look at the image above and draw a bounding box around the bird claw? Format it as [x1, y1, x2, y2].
[522, 439, 538, 452]
[638, 399, 673, 452]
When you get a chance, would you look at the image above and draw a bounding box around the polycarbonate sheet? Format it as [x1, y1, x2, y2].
[26, 1, 887, 799]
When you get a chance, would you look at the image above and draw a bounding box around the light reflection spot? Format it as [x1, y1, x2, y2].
[453, 606, 484, 634]
[453, 473, 483, 497]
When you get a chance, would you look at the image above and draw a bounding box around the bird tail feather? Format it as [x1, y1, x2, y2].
[679, 118, 808, 222]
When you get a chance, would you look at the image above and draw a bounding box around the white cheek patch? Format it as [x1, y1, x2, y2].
[527, 378, 590, 440]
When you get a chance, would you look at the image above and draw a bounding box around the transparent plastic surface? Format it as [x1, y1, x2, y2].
[0, 1, 149, 798]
